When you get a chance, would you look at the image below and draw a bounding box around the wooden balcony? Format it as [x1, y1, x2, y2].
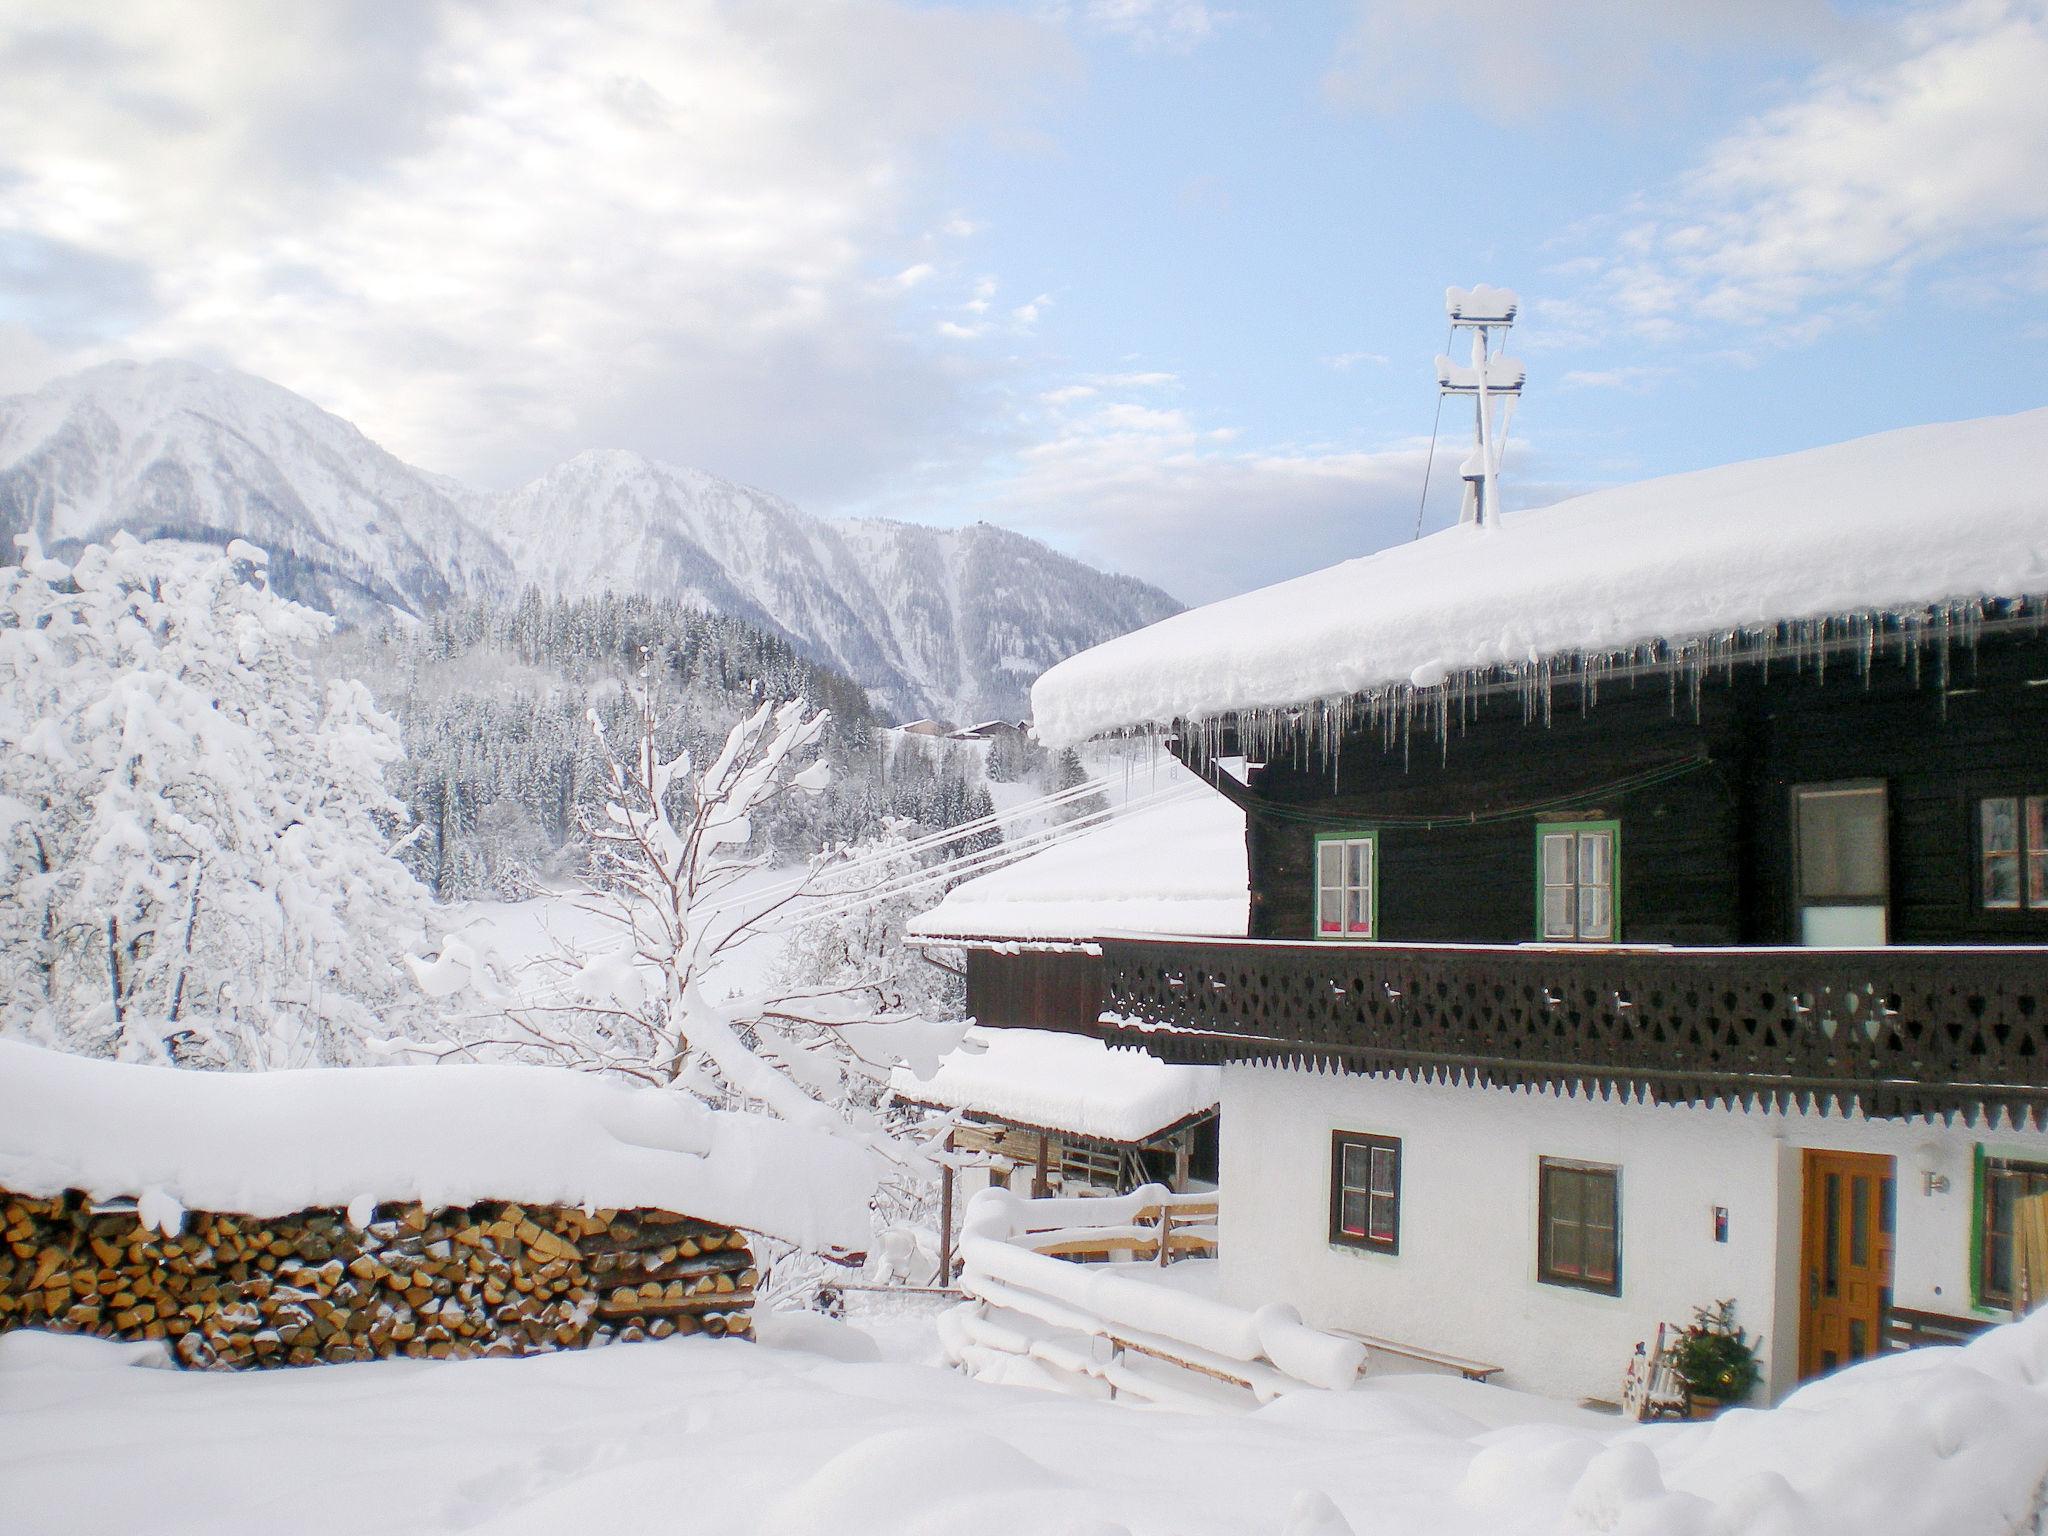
[1094, 936, 2048, 1126]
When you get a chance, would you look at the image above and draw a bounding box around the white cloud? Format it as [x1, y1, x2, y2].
[0, 0, 1070, 496]
[1567, 0, 2048, 340]
[892, 263, 938, 289]
[965, 381, 1530, 602]
[1325, 0, 1849, 121]
[1057, 0, 1228, 53]
[1559, 365, 1674, 391]
[1322, 351, 1389, 370]
[1011, 293, 1053, 327]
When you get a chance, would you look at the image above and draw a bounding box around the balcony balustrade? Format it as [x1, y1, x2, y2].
[1095, 936, 2048, 1125]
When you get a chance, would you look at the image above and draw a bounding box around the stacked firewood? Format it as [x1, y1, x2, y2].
[0, 1188, 754, 1369]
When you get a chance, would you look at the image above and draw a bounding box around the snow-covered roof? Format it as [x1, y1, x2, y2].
[0, 1040, 875, 1252]
[892, 1027, 1219, 1142]
[1032, 408, 2048, 746]
[906, 792, 1247, 946]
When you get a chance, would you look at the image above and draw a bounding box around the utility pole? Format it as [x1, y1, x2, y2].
[1435, 285, 1525, 529]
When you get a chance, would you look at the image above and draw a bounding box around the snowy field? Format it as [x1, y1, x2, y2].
[8, 1308, 2048, 1536]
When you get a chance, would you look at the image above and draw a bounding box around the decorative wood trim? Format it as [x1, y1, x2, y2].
[1092, 935, 2048, 1125]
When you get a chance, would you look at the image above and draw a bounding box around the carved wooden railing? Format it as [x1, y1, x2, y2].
[1095, 937, 2048, 1126]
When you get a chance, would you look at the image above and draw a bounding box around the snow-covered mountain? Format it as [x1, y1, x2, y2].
[0, 361, 1180, 722]
[0, 361, 513, 622]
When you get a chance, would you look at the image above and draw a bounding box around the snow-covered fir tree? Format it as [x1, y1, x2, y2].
[0, 535, 435, 1067]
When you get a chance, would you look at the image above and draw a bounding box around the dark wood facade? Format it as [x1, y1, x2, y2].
[1233, 631, 2048, 949]
[964, 947, 1104, 1034]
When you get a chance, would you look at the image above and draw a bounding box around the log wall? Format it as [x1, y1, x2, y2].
[0, 1187, 753, 1369]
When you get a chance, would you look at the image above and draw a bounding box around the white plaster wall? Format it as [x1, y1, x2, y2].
[1218, 1064, 2038, 1406]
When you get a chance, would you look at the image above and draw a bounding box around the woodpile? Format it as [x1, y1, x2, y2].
[0, 1187, 753, 1369]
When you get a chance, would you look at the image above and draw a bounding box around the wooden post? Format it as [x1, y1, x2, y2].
[1156, 1202, 1173, 1268]
[937, 1129, 955, 1287]
[1033, 1135, 1050, 1199]
[1172, 1130, 1192, 1194]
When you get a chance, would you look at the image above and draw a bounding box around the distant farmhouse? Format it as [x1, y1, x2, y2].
[1027, 402, 2048, 1405]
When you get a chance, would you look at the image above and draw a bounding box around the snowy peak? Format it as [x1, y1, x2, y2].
[0, 360, 1180, 722]
[472, 450, 1181, 723]
[0, 360, 512, 620]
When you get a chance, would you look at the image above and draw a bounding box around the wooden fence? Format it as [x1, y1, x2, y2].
[942, 1184, 1360, 1410]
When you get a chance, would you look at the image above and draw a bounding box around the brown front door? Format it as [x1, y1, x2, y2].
[1799, 1150, 1895, 1379]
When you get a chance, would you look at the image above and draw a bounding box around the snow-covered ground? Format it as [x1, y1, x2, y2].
[8, 1307, 2048, 1536]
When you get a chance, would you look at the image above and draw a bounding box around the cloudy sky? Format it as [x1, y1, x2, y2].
[4, 1, 2047, 603]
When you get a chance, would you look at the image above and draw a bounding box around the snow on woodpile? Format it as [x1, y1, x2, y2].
[907, 792, 1247, 945]
[0, 1040, 875, 1252]
[1033, 407, 2048, 745]
[893, 1028, 1218, 1142]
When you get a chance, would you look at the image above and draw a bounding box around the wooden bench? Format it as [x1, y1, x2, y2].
[1336, 1329, 1504, 1383]
[1885, 1306, 1993, 1353]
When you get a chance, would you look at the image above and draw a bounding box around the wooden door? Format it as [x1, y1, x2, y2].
[1799, 1150, 1895, 1379]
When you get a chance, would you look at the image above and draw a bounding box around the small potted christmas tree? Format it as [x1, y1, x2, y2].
[1670, 1299, 1761, 1417]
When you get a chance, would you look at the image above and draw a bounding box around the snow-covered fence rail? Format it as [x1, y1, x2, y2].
[1007, 1187, 1218, 1264]
[941, 1185, 1362, 1409]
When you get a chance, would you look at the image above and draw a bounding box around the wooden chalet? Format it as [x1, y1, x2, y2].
[1029, 399, 2048, 1405]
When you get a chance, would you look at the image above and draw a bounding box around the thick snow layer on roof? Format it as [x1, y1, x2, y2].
[1033, 407, 2048, 745]
[907, 792, 1247, 944]
[893, 1027, 1218, 1141]
[0, 1040, 876, 1251]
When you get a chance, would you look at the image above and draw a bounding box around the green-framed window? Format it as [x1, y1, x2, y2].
[1536, 820, 1620, 942]
[1315, 832, 1378, 939]
[1975, 1151, 2048, 1310]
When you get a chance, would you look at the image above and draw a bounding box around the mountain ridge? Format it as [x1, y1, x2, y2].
[0, 360, 1180, 723]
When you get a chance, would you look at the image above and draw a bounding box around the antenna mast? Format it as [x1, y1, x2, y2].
[1436, 285, 1523, 530]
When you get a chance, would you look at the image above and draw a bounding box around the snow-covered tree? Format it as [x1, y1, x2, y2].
[1046, 745, 1110, 824]
[0, 535, 435, 1068]
[410, 682, 962, 1172]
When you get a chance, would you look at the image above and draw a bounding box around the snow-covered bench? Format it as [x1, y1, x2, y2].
[1334, 1329, 1503, 1383]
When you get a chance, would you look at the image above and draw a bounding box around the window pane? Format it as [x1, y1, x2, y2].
[1800, 786, 1886, 899]
[1578, 831, 1611, 888]
[1987, 854, 2022, 910]
[1368, 1194, 1396, 1243]
[1989, 1233, 2014, 1302]
[1369, 1146, 1396, 1197]
[1543, 884, 1574, 939]
[1348, 840, 1372, 888]
[1319, 841, 1344, 886]
[2030, 854, 2048, 911]
[1850, 1175, 1870, 1268]
[1342, 1143, 1371, 1191]
[1542, 833, 1572, 886]
[1579, 886, 1613, 941]
[1583, 1220, 1616, 1284]
[1984, 798, 2020, 855]
[1339, 1190, 1369, 1237]
[1347, 884, 1371, 935]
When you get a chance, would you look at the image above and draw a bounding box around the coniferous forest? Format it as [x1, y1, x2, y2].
[325, 590, 999, 899]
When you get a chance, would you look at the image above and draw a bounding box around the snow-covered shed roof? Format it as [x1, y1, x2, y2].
[1032, 408, 2048, 746]
[906, 792, 1247, 947]
[892, 1027, 1219, 1142]
[0, 1040, 875, 1252]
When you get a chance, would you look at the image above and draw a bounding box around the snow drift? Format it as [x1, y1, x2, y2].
[0, 1039, 877, 1252]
